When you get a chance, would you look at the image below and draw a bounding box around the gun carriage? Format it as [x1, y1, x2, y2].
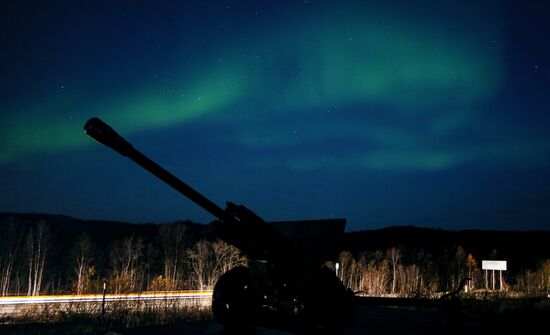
[84, 117, 353, 331]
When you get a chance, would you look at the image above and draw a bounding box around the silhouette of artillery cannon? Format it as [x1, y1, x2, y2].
[84, 117, 354, 331]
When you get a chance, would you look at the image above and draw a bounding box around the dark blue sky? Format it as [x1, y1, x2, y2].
[1, 1, 549, 231]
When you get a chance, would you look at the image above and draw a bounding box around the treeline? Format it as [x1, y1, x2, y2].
[1, 214, 549, 298]
[337, 246, 550, 297]
[0, 216, 245, 296]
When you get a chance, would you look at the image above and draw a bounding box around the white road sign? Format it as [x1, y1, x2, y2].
[482, 260, 507, 271]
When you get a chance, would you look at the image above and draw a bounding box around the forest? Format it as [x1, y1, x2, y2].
[0, 213, 549, 298]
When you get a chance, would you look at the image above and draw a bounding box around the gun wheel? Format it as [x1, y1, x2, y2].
[301, 266, 354, 333]
[212, 266, 251, 329]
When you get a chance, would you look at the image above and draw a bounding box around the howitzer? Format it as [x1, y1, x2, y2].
[84, 117, 353, 331]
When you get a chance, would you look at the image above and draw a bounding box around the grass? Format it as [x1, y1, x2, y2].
[0, 297, 213, 334]
[2, 291, 548, 334]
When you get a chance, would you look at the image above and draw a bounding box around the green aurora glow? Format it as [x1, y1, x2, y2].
[0, 2, 548, 175]
[1, 4, 509, 172]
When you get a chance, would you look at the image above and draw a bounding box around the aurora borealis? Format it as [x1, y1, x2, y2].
[1, 1, 550, 230]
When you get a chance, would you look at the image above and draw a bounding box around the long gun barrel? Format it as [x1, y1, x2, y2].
[84, 117, 352, 331]
[84, 117, 229, 221]
[84, 117, 294, 262]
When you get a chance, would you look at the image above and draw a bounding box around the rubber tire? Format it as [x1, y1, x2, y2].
[212, 266, 252, 329]
[301, 266, 354, 333]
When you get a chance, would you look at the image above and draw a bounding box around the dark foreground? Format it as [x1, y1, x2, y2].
[118, 305, 446, 335]
[1, 297, 547, 334]
[119, 297, 550, 335]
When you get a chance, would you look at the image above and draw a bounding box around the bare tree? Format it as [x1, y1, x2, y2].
[387, 247, 401, 295]
[25, 221, 50, 296]
[515, 259, 550, 295]
[0, 218, 23, 296]
[453, 246, 467, 289]
[466, 253, 479, 291]
[109, 235, 144, 293]
[212, 240, 247, 278]
[72, 233, 95, 294]
[361, 258, 389, 295]
[338, 251, 352, 287]
[186, 239, 245, 290]
[397, 264, 422, 297]
[539, 259, 550, 293]
[338, 251, 362, 292]
[159, 222, 187, 290]
[187, 240, 212, 290]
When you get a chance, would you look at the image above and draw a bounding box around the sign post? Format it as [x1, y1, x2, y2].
[482, 260, 507, 291]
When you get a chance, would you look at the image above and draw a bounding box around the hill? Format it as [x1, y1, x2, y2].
[2, 212, 549, 274]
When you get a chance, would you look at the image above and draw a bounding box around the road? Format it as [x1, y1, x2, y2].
[117, 304, 449, 335]
[0, 294, 451, 334]
[0, 291, 212, 316]
[119, 296, 547, 334]
[3, 294, 546, 334]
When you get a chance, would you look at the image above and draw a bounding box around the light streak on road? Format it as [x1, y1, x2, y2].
[0, 290, 212, 306]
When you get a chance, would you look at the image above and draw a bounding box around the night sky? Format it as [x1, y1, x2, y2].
[1, 1, 550, 231]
